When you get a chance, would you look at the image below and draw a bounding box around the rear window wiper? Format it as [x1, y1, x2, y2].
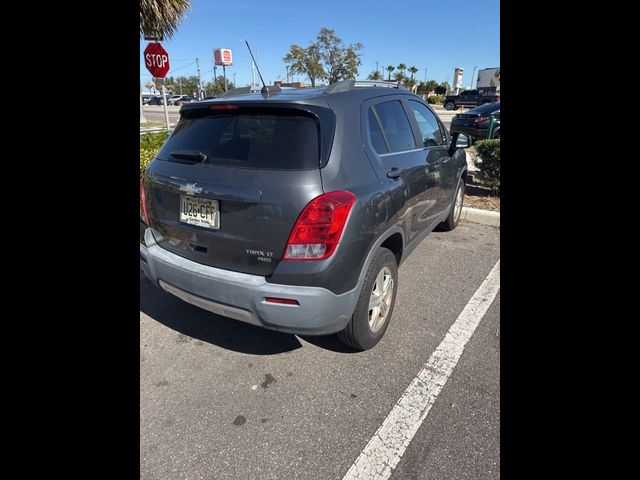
[169, 150, 208, 163]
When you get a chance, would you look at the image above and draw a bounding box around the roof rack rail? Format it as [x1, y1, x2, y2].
[324, 79, 400, 94]
[220, 86, 260, 97]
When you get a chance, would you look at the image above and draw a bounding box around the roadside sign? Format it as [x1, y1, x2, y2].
[214, 48, 233, 66]
[144, 43, 170, 79]
[143, 31, 164, 41]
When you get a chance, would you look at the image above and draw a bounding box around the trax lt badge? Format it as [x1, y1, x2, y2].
[179, 183, 202, 195]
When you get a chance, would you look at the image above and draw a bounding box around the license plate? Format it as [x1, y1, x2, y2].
[179, 196, 220, 229]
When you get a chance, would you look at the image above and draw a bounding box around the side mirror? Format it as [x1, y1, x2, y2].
[455, 133, 471, 148]
[449, 132, 471, 155]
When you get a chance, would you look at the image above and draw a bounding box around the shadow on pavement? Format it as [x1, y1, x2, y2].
[140, 275, 302, 355]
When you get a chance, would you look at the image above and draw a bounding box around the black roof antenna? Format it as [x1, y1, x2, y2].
[243, 40, 279, 99]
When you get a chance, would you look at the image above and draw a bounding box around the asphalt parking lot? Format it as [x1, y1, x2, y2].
[140, 221, 500, 479]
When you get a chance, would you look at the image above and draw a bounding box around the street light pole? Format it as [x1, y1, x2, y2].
[424, 68, 428, 83]
[471, 66, 478, 89]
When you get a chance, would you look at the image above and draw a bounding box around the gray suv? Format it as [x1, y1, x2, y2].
[140, 80, 470, 350]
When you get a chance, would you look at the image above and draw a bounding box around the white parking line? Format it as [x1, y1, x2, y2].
[342, 259, 500, 480]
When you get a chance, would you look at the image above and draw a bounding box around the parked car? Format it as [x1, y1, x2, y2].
[443, 89, 500, 110]
[147, 96, 165, 106]
[140, 80, 470, 350]
[449, 102, 500, 140]
[168, 95, 196, 106]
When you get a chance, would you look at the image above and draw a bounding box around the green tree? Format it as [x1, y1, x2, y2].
[434, 81, 450, 95]
[316, 28, 363, 83]
[140, 0, 190, 39]
[283, 44, 325, 87]
[408, 66, 418, 81]
[425, 79, 438, 92]
[284, 28, 364, 86]
[385, 65, 395, 81]
[396, 63, 407, 80]
[392, 71, 405, 83]
[367, 70, 383, 80]
[205, 76, 235, 95]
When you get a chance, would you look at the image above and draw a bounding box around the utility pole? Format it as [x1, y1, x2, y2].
[471, 66, 478, 89]
[196, 57, 203, 99]
[286, 65, 289, 83]
[233, 72, 237, 87]
[223, 65, 228, 92]
[424, 68, 428, 83]
[376, 61, 379, 76]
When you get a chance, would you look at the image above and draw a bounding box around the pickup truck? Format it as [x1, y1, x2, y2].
[443, 89, 500, 111]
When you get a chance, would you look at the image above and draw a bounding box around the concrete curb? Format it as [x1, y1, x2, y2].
[460, 207, 500, 227]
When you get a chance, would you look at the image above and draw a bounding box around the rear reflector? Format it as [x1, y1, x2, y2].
[284, 190, 356, 260]
[209, 104, 238, 110]
[264, 297, 300, 305]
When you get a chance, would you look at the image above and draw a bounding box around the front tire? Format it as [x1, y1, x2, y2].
[444, 101, 456, 110]
[437, 179, 465, 231]
[338, 247, 398, 350]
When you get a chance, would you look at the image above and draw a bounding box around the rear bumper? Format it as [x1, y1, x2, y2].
[449, 124, 488, 139]
[140, 228, 360, 335]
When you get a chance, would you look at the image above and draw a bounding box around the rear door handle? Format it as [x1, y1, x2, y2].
[387, 167, 401, 179]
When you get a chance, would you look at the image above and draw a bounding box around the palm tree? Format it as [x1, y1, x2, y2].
[397, 63, 407, 80]
[140, 0, 191, 39]
[393, 71, 405, 83]
[368, 70, 383, 80]
[385, 65, 395, 81]
[408, 66, 418, 81]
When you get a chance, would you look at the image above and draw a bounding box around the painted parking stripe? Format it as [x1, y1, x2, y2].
[342, 259, 500, 480]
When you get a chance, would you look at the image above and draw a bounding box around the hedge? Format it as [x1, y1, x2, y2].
[473, 139, 500, 194]
[427, 95, 444, 105]
[140, 131, 169, 175]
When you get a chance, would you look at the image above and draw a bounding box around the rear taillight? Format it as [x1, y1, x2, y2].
[283, 191, 356, 260]
[476, 116, 489, 122]
[140, 176, 150, 225]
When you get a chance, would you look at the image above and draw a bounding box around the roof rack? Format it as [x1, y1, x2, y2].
[220, 86, 260, 97]
[323, 79, 401, 94]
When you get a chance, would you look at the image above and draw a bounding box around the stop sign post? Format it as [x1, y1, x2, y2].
[144, 42, 171, 130]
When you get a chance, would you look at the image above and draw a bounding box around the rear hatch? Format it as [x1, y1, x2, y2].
[143, 102, 334, 277]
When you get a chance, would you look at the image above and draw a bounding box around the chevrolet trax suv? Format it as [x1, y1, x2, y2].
[140, 80, 470, 350]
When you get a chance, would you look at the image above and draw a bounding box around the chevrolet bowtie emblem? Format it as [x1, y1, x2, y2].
[179, 183, 203, 195]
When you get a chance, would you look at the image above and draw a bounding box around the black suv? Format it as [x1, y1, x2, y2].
[140, 80, 470, 350]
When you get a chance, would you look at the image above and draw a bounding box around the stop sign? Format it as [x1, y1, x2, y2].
[144, 43, 170, 79]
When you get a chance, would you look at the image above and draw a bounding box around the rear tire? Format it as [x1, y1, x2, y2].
[437, 178, 465, 231]
[492, 127, 500, 139]
[338, 247, 398, 350]
[444, 101, 456, 111]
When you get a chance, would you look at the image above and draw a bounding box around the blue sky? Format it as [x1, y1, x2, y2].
[140, 0, 499, 90]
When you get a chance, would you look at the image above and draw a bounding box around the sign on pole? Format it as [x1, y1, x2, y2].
[214, 48, 233, 66]
[144, 43, 170, 79]
[143, 42, 171, 131]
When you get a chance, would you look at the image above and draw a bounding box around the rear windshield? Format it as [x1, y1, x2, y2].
[469, 102, 500, 115]
[156, 110, 320, 170]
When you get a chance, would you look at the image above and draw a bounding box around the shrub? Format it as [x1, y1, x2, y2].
[140, 131, 170, 175]
[473, 139, 500, 194]
[427, 95, 444, 105]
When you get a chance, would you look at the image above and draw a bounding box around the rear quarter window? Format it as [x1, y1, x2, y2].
[156, 110, 320, 170]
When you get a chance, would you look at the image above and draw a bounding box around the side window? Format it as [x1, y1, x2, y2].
[367, 108, 388, 154]
[372, 101, 417, 153]
[408, 100, 446, 147]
